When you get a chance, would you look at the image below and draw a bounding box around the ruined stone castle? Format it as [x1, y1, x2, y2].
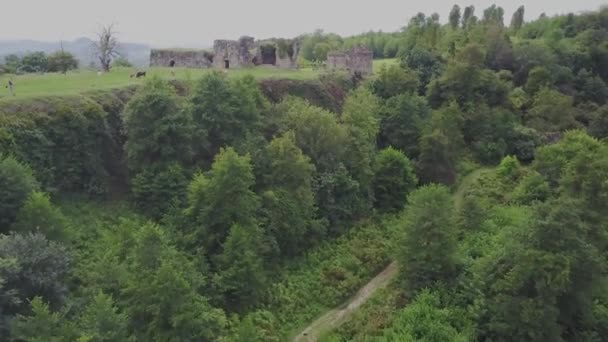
[149, 36, 300, 69]
[326, 46, 374, 75]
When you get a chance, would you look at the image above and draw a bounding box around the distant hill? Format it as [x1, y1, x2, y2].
[0, 37, 151, 68]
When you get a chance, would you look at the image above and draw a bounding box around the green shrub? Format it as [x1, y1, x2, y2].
[12, 191, 68, 240]
[0, 96, 114, 194]
[510, 171, 551, 204]
[131, 163, 188, 220]
[373, 147, 418, 213]
[0, 155, 39, 232]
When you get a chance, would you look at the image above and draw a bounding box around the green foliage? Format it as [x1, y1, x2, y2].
[378, 94, 430, 158]
[313, 164, 362, 234]
[77, 292, 131, 342]
[0, 155, 39, 232]
[525, 66, 554, 94]
[260, 132, 324, 256]
[341, 87, 381, 203]
[533, 130, 601, 187]
[400, 46, 443, 92]
[449, 5, 462, 30]
[186, 147, 259, 254]
[589, 105, 608, 139]
[0, 233, 70, 316]
[12, 191, 68, 240]
[526, 87, 578, 132]
[47, 51, 79, 73]
[380, 290, 473, 341]
[112, 57, 133, 68]
[1, 96, 113, 194]
[268, 222, 393, 337]
[280, 97, 348, 172]
[510, 6, 525, 32]
[124, 76, 193, 172]
[20, 51, 48, 73]
[510, 171, 551, 204]
[231, 310, 281, 342]
[131, 163, 188, 220]
[9, 297, 75, 342]
[496, 155, 523, 182]
[417, 104, 464, 185]
[373, 147, 418, 213]
[370, 64, 419, 99]
[427, 59, 509, 108]
[397, 184, 458, 294]
[213, 224, 267, 312]
[189, 72, 263, 162]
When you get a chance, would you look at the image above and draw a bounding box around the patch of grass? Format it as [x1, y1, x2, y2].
[0, 66, 321, 101]
[0, 60, 394, 101]
[372, 58, 399, 70]
[269, 217, 398, 339]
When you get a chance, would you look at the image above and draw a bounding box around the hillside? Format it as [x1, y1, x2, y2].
[1, 4, 608, 342]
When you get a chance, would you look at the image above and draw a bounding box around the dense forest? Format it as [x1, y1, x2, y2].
[1, 4, 608, 342]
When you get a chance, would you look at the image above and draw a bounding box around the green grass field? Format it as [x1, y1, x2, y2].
[0, 59, 398, 101]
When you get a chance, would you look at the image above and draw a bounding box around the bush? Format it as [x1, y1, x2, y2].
[510, 171, 551, 204]
[0, 96, 115, 194]
[373, 148, 418, 213]
[124, 76, 193, 173]
[47, 51, 78, 73]
[370, 64, 419, 99]
[131, 163, 188, 220]
[12, 191, 68, 240]
[0, 155, 39, 232]
[20, 52, 48, 73]
[112, 57, 133, 68]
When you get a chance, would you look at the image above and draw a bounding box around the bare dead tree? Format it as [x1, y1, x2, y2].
[93, 24, 120, 72]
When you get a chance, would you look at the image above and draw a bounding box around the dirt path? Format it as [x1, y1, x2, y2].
[293, 262, 398, 342]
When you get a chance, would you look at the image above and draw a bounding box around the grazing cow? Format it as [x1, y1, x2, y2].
[130, 71, 147, 78]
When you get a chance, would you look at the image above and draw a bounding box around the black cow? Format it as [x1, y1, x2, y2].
[130, 71, 147, 78]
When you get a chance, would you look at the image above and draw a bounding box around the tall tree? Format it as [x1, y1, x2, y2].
[213, 224, 267, 312]
[510, 6, 525, 32]
[449, 5, 462, 30]
[189, 73, 263, 163]
[462, 6, 476, 29]
[397, 185, 458, 294]
[372, 147, 418, 213]
[186, 148, 259, 255]
[124, 76, 193, 173]
[417, 104, 464, 185]
[260, 132, 323, 256]
[0, 156, 39, 232]
[93, 24, 120, 72]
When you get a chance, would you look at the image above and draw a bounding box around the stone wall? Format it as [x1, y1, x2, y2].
[348, 46, 374, 75]
[326, 53, 348, 70]
[149, 49, 213, 68]
[213, 37, 256, 69]
[151, 37, 300, 70]
[326, 46, 373, 75]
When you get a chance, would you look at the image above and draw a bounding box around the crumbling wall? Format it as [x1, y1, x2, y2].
[347, 46, 373, 75]
[149, 49, 213, 68]
[213, 37, 256, 69]
[275, 39, 299, 69]
[326, 47, 373, 75]
[326, 53, 348, 71]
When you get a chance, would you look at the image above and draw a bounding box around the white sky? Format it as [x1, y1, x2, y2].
[0, 0, 605, 47]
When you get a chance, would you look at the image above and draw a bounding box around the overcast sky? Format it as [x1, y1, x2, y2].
[0, 0, 605, 47]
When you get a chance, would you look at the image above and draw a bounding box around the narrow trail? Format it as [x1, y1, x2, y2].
[293, 262, 398, 342]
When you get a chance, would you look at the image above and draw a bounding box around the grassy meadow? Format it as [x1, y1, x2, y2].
[0, 59, 397, 101]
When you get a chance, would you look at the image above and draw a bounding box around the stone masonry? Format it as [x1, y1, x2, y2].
[149, 37, 300, 70]
[149, 49, 213, 68]
[326, 46, 373, 75]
